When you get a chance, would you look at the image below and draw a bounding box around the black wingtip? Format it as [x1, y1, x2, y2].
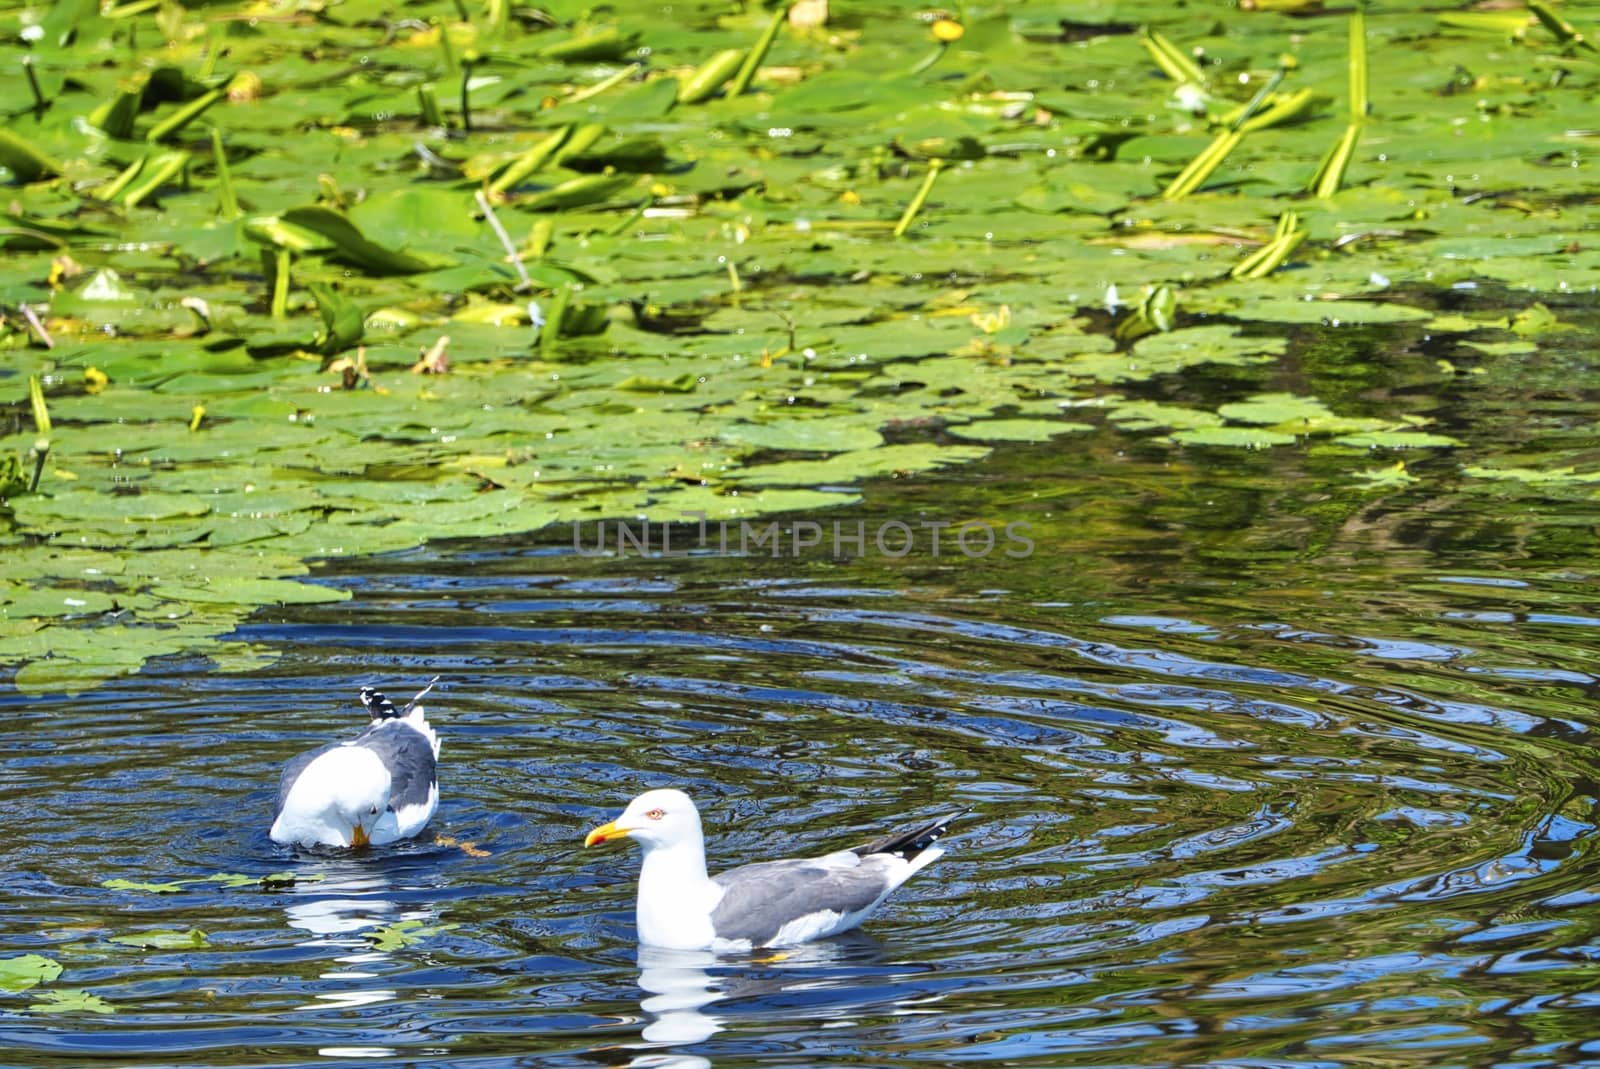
[360, 677, 441, 720]
[359, 686, 399, 720]
[852, 808, 967, 860]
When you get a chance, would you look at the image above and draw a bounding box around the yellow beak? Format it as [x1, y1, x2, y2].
[351, 824, 370, 849]
[584, 819, 631, 848]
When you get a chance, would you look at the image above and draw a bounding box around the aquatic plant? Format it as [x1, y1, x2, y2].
[2, 0, 1598, 689]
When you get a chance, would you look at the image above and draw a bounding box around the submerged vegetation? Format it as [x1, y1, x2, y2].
[2, 0, 1599, 690]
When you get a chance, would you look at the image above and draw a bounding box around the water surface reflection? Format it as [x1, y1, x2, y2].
[5, 433, 1600, 1067]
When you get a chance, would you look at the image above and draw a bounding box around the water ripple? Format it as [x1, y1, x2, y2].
[3, 542, 1599, 1067]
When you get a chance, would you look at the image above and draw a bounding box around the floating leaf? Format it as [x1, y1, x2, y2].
[1335, 431, 1463, 449]
[108, 929, 209, 949]
[101, 877, 191, 894]
[101, 871, 319, 894]
[1172, 426, 1297, 448]
[1217, 393, 1332, 426]
[0, 587, 117, 619]
[1226, 299, 1432, 326]
[1353, 462, 1419, 488]
[0, 955, 62, 993]
[367, 920, 459, 952]
[29, 990, 115, 1015]
[723, 420, 884, 453]
[149, 578, 351, 606]
[947, 419, 1094, 442]
[1463, 466, 1600, 485]
[729, 444, 992, 486]
[1510, 302, 1575, 337]
[1107, 401, 1224, 432]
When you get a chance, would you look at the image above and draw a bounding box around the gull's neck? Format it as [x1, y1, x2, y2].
[636, 830, 721, 950]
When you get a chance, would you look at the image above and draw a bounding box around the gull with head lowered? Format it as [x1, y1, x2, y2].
[270, 679, 441, 849]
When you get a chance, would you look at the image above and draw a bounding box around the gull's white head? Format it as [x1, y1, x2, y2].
[585, 788, 703, 852]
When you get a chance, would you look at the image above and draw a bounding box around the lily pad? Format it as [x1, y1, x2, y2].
[1335, 431, 1463, 449]
[3, 0, 1600, 693]
[1226, 299, 1433, 326]
[0, 955, 62, 993]
[149, 578, 351, 606]
[367, 920, 459, 952]
[28, 990, 115, 1015]
[947, 419, 1095, 442]
[723, 420, 885, 453]
[729, 443, 992, 486]
[1172, 426, 1298, 448]
[1463, 466, 1600, 485]
[0, 587, 117, 619]
[108, 929, 209, 949]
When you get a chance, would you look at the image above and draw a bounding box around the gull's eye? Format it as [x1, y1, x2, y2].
[646, 808, 666, 820]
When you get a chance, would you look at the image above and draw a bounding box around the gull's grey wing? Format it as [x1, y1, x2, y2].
[353, 720, 437, 811]
[710, 858, 893, 946]
[274, 741, 341, 819]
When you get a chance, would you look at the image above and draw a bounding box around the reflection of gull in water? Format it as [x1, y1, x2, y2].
[623, 932, 896, 1066]
[283, 871, 398, 939]
[628, 1057, 712, 1069]
[636, 946, 727, 1044]
[278, 863, 436, 1029]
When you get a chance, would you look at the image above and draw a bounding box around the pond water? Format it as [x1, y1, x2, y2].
[6, 318, 1600, 1067]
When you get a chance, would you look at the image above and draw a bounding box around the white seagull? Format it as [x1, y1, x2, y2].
[269, 679, 441, 849]
[584, 788, 958, 950]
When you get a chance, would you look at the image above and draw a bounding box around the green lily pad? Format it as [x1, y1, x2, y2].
[0, 587, 117, 619]
[1216, 393, 1334, 426]
[28, 990, 115, 1015]
[4, 0, 1600, 694]
[149, 578, 351, 606]
[101, 877, 190, 894]
[1172, 426, 1298, 448]
[1106, 401, 1224, 432]
[947, 419, 1095, 442]
[723, 420, 885, 453]
[1352, 462, 1420, 488]
[108, 929, 209, 949]
[1463, 465, 1600, 484]
[1510, 302, 1576, 337]
[0, 955, 62, 993]
[367, 920, 459, 952]
[1226, 299, 1433, 326]
[1335, 431, 1463, 449]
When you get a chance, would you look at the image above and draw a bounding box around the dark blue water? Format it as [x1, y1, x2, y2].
[5, 436, 1600, 1067]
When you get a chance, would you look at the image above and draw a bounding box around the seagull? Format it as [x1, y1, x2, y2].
[269, 679, 441, 849]
[584, 788, 958, 950]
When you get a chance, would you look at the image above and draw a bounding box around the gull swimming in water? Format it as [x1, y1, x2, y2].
[584, 788, 958, 950]
[270, 679, 441, 849]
